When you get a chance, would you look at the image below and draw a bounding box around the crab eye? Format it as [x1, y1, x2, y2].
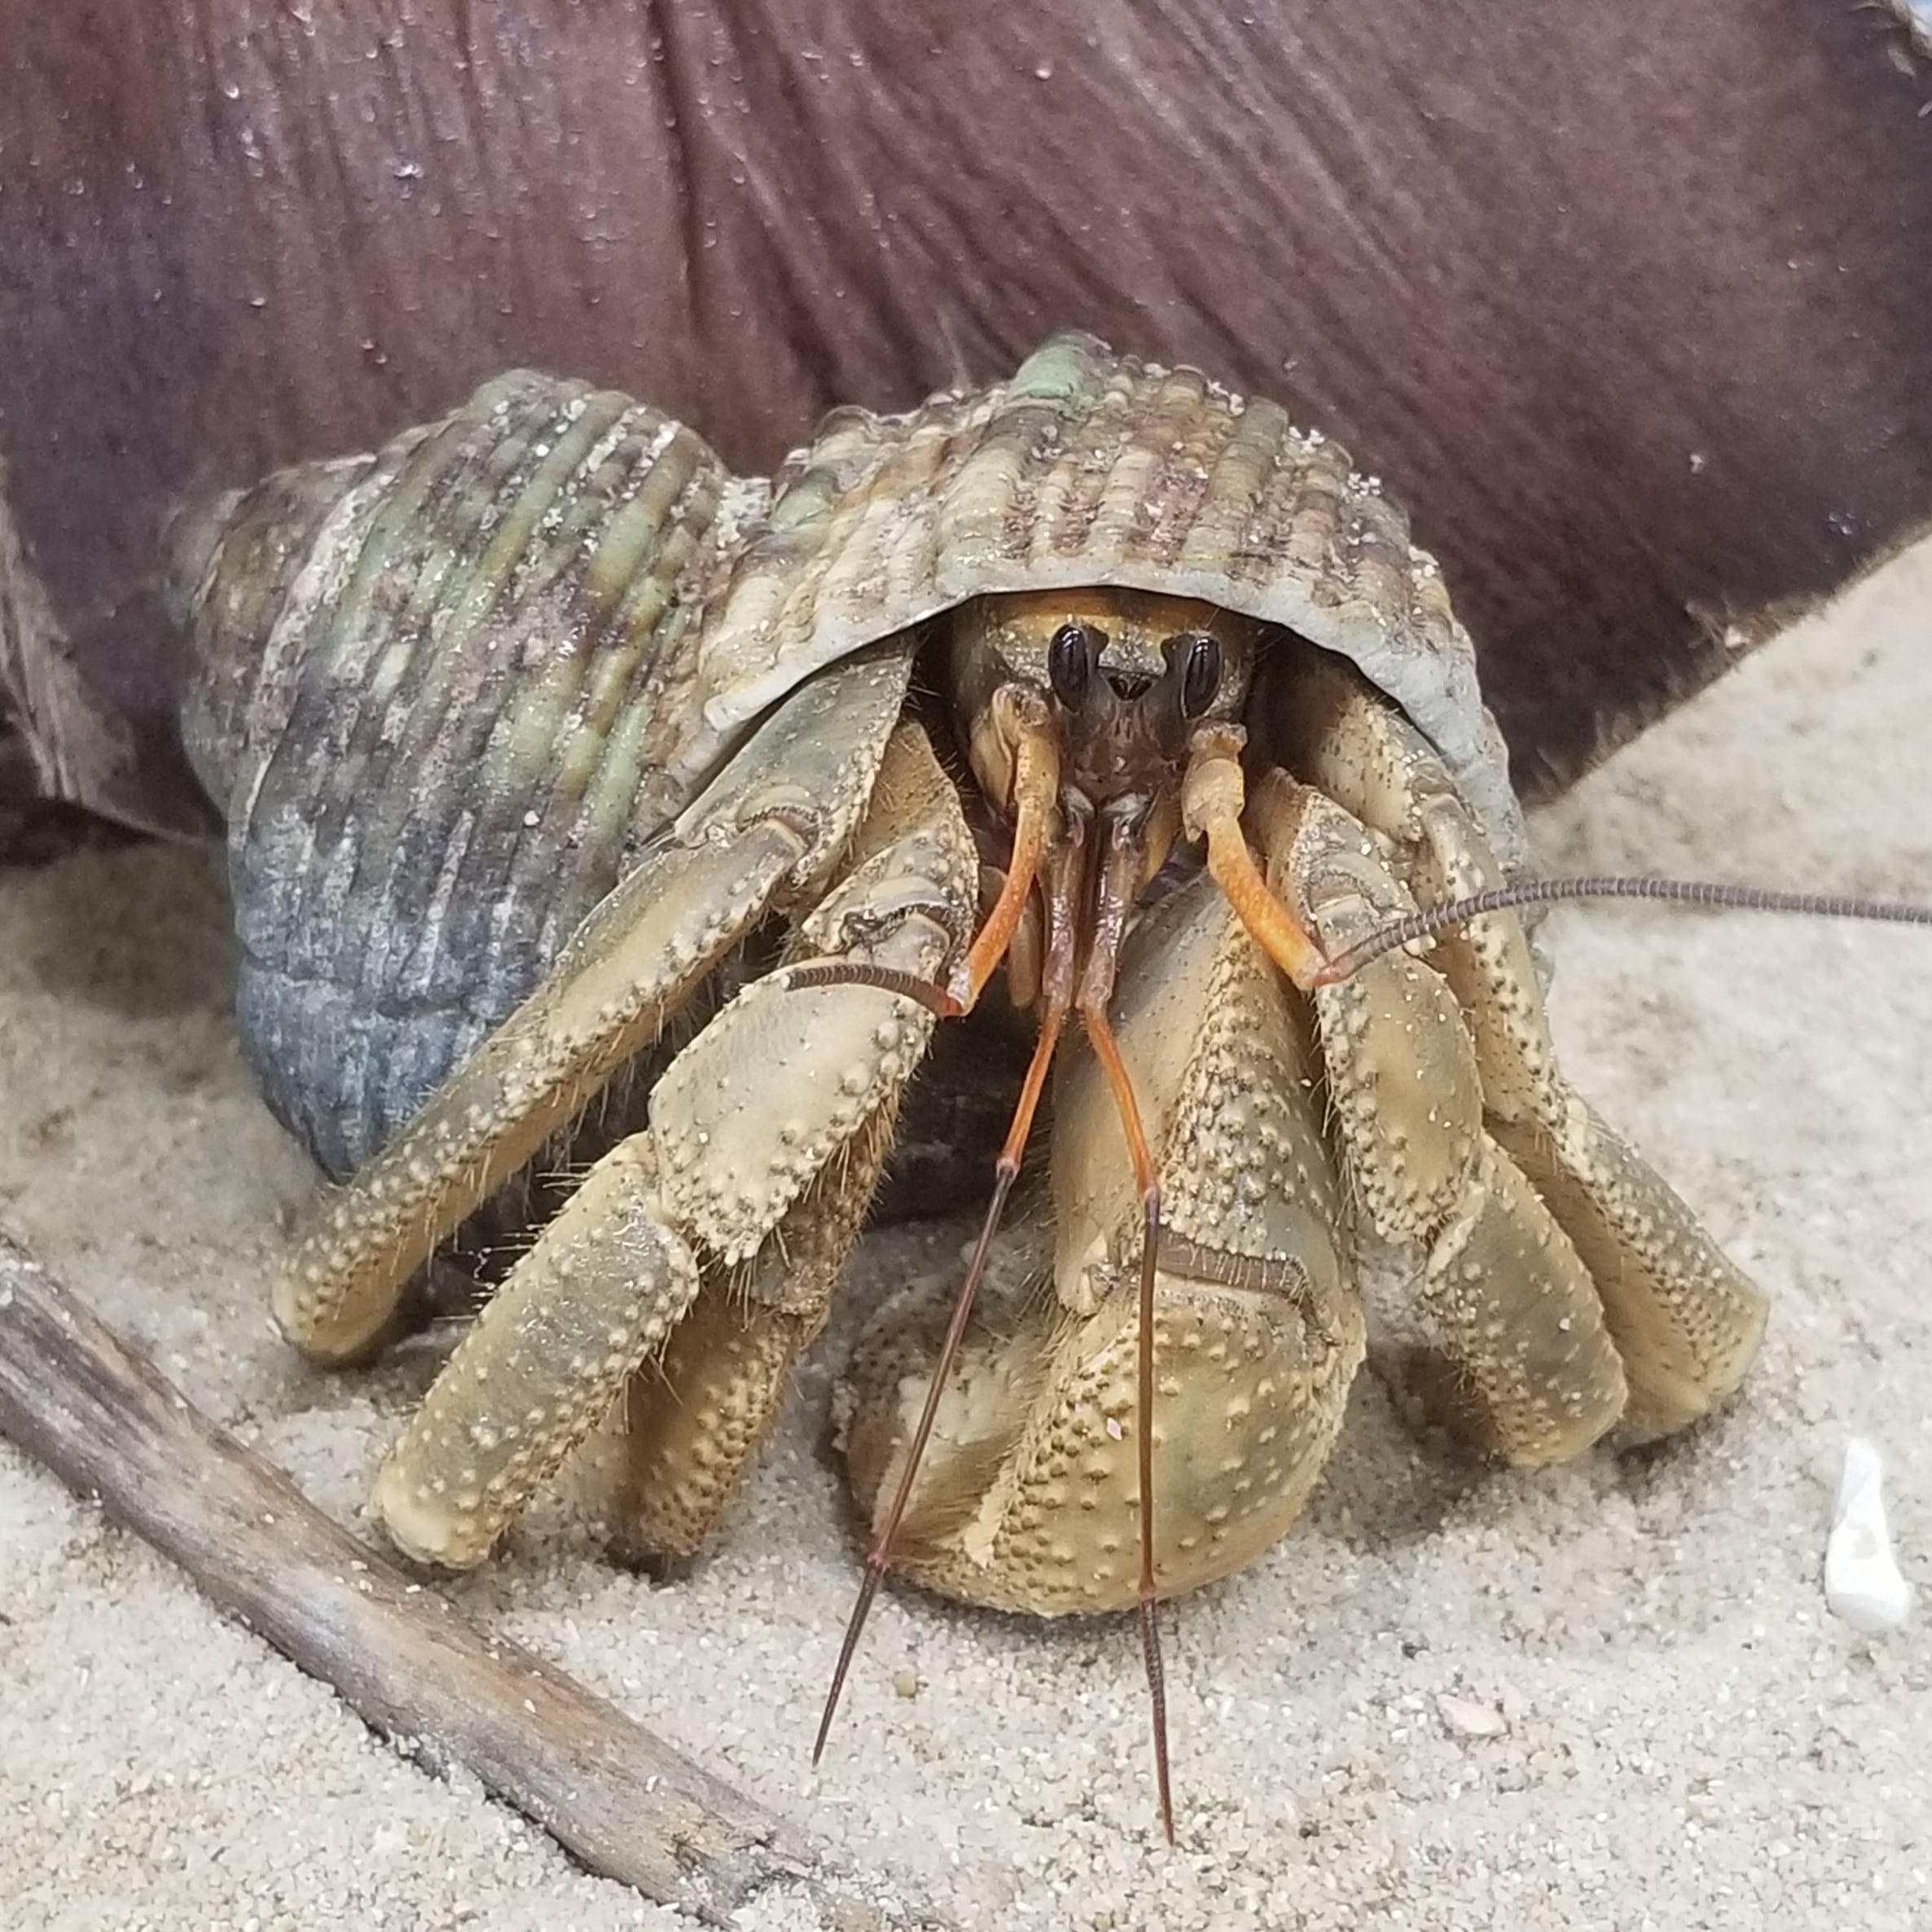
[1178, 633, 1223, 718]
[1047, 621, 1097, 709]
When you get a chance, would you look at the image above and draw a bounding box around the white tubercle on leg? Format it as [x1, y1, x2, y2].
[1824, 1437, 1912, 1636]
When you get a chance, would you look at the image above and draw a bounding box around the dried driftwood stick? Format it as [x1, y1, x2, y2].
[0, 1226, 946, 1932]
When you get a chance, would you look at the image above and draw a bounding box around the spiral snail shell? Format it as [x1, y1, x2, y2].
[165, 332, 1520, 1182]
[165, 337, 1776, 1834]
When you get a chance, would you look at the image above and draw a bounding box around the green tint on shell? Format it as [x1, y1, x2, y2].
[169, 333, 1524, 1181]
[173, 373, 761, 1175]
[695, 333, 1522, 873]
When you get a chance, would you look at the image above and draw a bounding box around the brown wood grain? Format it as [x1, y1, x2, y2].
[3, 0, 1929, 832]
[0, 1224, 950, 1932]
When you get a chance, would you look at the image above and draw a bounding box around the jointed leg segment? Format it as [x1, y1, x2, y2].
[1267, 652, 1767, 1451]
[273, 651, 915, 1364]
[1249, 767, 1632, 1464]
[293, 686, 981, 1570]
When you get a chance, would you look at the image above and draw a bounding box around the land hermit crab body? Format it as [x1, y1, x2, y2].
[168, 336, 1767, 1644]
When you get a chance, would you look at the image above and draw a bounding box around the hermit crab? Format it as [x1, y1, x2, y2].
[168, 335, 1776, 1828]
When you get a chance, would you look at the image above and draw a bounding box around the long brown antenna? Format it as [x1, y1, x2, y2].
[780, 960, 963, 1017]
[1311, 876, 1932, 986]
[810, 711, 1067, 1763]
[812, 989, 1069, 1767]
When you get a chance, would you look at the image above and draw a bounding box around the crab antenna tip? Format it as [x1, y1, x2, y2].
[1140, 1593, 1175, 1843]
[815, 998, 1067, 1767]
[814, 1562, 885, 1766]
[1082, 999, 1177, 1842]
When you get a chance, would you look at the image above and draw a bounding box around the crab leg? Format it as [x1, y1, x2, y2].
[1277, 657, 1768, 1440]
[372, 721, 978, 1567]
[371, 1136, 698, 1565]
[607, 724, 980, 1559]
[838, 873, 1364, 1614]
[271, 650, 912, 1364]
[1249, 769, 1634, 1464]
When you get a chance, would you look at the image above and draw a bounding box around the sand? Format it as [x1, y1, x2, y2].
[2, 544, 1928, 1932]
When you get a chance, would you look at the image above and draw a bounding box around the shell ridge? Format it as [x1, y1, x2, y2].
[466, 414, 705, 877]
[342, 380, 627, 1013]
[297, 380, 582, 966]
[699, 333, 1521, 866]
[180, 336, 1526, 1172]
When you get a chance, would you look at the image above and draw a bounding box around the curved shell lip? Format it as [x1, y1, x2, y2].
[699, 556, 1524, 876]
[694, 330, 1526, 872]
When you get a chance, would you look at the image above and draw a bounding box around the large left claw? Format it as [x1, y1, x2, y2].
[346, 712, 979, 1569]
[841, 872, 1367, 1614]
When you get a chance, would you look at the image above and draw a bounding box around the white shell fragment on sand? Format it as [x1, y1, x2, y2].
[1437, 1693, 1509, 1740]
[1824, 1437, 1912, 1634]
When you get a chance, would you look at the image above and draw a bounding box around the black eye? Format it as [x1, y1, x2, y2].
[1178, 633, 1223, 718]
[1047, 621, 1096, 709]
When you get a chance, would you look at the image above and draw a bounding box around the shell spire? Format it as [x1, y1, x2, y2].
[165, 371, 761, 1175]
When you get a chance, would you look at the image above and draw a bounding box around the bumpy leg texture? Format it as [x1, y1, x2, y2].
[1273, 655, 1767, 1448]
[272, 650, 911, 1365]
[1255, 771, 1630, 1464]
[373, 721, 979, 1567]
[372, 1139, 700, 1565]
[604, 1099, 900, 1563]
[841, 876, 1366, 1614]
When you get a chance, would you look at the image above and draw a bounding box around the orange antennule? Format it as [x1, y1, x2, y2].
[1182, 727, 1327, 990]
[947, 721, 1060, 1009]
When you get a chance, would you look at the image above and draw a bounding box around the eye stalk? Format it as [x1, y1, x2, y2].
[1047, 620, 1100, 709]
